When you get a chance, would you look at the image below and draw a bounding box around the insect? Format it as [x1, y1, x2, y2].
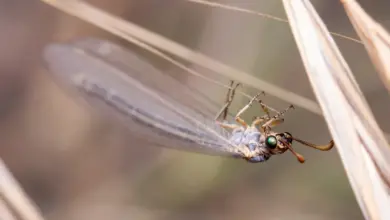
[43, 37, 334, 164]
[214, 81, 334, 163]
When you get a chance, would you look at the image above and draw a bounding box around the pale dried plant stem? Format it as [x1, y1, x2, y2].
[0, 198, 18, 220]
[283, 0, 390, 219]
[0, 159, 45, 220]
[341, 0, 390, 93]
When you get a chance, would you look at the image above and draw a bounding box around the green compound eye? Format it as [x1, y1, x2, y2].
[265, 136, 278, 149]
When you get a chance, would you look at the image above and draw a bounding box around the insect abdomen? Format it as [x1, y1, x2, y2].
[247, 154, 271, 163]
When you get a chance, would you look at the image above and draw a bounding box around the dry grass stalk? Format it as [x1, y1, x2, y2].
[341, 0, 390, 94]
[0, 159, 45, 220]
[282, 0, 390, 219]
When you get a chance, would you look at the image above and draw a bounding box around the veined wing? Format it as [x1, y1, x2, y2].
[43, 37, 240, 157]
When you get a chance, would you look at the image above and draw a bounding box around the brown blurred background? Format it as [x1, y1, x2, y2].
[1, 0, 390, 219]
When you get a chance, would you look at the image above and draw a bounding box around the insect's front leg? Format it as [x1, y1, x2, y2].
[258, 100, 271, 118]
[251, 115, 268, 127]
[260, 104, 293, 133]
[273, 104, 295, 120]
[261, 118, 285, 133]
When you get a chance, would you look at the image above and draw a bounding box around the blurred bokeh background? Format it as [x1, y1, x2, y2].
[1, 0, 390, 219]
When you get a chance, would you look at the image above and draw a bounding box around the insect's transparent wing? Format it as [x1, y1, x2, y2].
[70, 38, 229, 119]
[43, 38, 239, 157]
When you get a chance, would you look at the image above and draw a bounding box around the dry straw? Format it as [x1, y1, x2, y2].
[0, 159, 45, 220]
[341, 0, 390, 94]
[283, 1, 390, 219]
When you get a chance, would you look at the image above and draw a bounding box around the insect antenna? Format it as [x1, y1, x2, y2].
[292, 137, 335, 151]
[285, 144, 305, 163]
[280, 132, 333, 163]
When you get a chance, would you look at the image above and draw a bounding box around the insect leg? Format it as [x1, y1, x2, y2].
[260, 104, 294, 133]
[258, 100, 271, 118]
[252, 97, 281, 127]
[251, 115, 268, 127]
[234, 93, 262, 128]
[256, 97, 282, 116]
[214, 81, 240, 121]
[261, 118, 285, 132]
[215, 121, 240, 130]
[273, 104, 295, 120]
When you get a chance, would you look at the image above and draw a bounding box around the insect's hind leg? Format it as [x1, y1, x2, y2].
[214, 81, 240, 121]
[215, 81, 241, 131]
